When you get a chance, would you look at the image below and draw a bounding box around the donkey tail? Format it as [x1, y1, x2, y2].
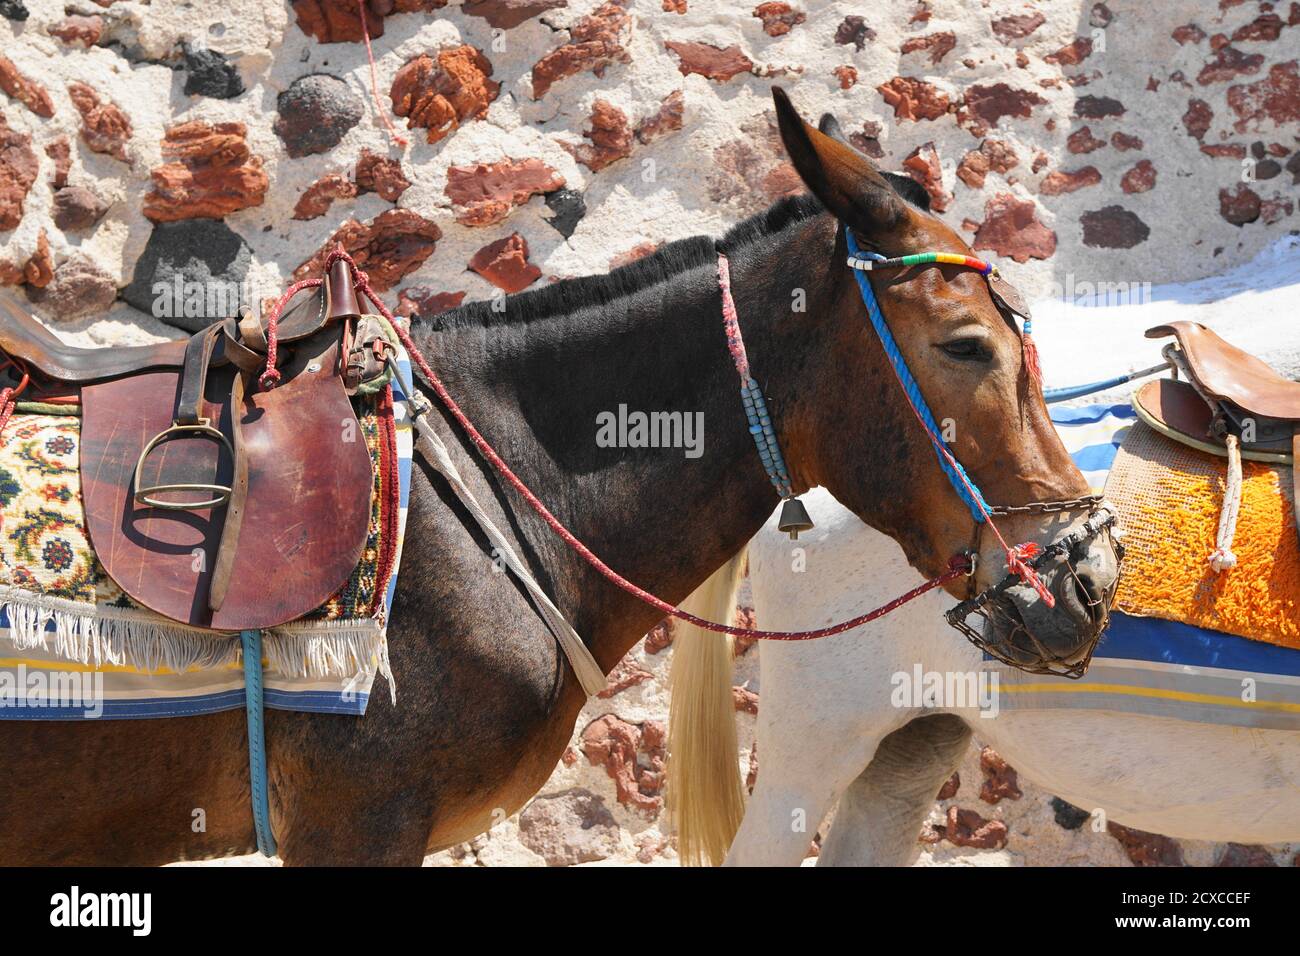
[667, 550, 748, 867]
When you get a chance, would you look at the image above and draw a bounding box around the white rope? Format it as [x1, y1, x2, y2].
[407, 396, 608, 698]
[1210, 433, 1243, 573]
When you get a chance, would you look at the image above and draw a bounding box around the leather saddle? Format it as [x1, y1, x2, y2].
[1134, 320, 1299, 559]
[0, 259, 392, 631]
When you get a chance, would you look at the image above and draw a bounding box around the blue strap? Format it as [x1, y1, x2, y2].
[241, 629, 277, 857]
[844, 230, 991, 522]
[1042, 363, 1171, 404]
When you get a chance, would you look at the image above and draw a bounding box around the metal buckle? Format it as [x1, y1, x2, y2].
[132, 419, 235, 510]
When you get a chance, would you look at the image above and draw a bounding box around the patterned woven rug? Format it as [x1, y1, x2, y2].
[0, 350, 414, 719]
[1106, 421, 1299, 649]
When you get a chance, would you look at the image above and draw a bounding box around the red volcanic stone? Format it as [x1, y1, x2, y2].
[354, 149, 410, 202]
[1173, 23, 1206, 45]
[849, 120, 885, 158]
[292, 0, 446, 43]
[1080, 205, 1150, 247]
[445, 158, 564, 227]
[1090, 2, 1112, 26]
[973, 193, 1056, 262]
[580, 714, 665, 814]
[762, 163, 801, 198]
[1232, 13, 1285, 43]
[1039, 165, 1101, 195]
[902, 142, 950, 211]
[1107, 822, 1184, 866]
[945, 806, 1008, 849]
[991, 11, 1045, 43]
[563, 99, 633, 171]
[1073, 94, 1125, 119]
[45, 138, 71, 189]
[936, 772, 960, 800]
[1045, 37, 1093, 66]
[293, 173, 357, 220]
[1217, 843, 1278, 866]
[1198, 45, 1264, 85]
[1111, 131, 1143, 151]
[960, 83, 1046, 135]
[1228, 60, 1300, 132]
[746, 742, 759, 793]
[663, 0, 686, 11]
[68, 82, 131, 161]
[24, 253, 115, 319]
[396, 286, 466, 319]
[901, 31, 956, 65]
[1183, 97, 1214, 139]
[143, 121, 268, 222]
[392, 46, 499, 144]
[1261, 197, 1294, 224]
[530, 1, 631, 99]
[1031, 150, 1049, 173]
[1120, 159, 1156, 193]
[666, 41, 753, 81]
[1201, 142, 1247, 158]
[956, 139, 1019, 189]
[1218, 183, 1261, 225]
[297, 209, 441, 290]
[598, 657, 654, 698]
[51, 185, 108, 231]
[0, 54, 54, 118]
[878, 76, 951, 121]
[609, 241, 658, 269]
[518, 787, 620, 866]
[733, 605, 758, 656]
[635, 89, 684, 143]
[21, 229, 52, 288]
[834, 15, 874, 51]
[753, 2, 804, 37]
[732, 685, 759, 715]
[469, 233, 541, 293]
[0, 115, 38, 231]
[644, 619, 673, 654]
[833, 65, 858, 90]
[49, 14, 103, 47]
[978, 747, 1022, 803]
[1067, 125, 1106, 153]
[461, 0, 567, 29]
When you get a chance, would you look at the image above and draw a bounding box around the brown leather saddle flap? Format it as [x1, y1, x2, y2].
[1146, 321, 1300, 421]
[79, 328, 375, 631]
[1134, 378, 1295, 461]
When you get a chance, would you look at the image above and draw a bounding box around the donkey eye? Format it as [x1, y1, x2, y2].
[939, 338, 992, 362]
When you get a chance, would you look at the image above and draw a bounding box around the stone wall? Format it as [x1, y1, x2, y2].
[3, 0, 1298, 866]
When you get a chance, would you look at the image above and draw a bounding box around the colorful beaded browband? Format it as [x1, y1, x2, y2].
[847, 251, 995, 275]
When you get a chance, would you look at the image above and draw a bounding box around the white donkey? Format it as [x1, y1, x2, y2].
[667, 237, 1300, 866]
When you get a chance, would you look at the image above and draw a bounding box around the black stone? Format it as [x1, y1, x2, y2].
[1050, 797, 1089, 830]
[182, 44, 245, 100]
[274, 74, 364, 158]
[1080, 205, 1150, 248]
[1287, 152, 1300, 185]
[544, 188, 587, 239]
[123, 220, 252, 333]
[0, 0, 28, 21]
[1253, 158, 1281, 181]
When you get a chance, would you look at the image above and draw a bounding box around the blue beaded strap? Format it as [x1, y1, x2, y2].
[740, 376, 793, 499]
[844, 230, 992, 523]
[241, 629, 277, 858]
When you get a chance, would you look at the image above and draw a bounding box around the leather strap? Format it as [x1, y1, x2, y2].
[175, 322, 229, 426]
[208, 371, 248, 612]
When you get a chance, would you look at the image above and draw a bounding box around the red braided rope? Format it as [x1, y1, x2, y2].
[282, 251, 972, 640]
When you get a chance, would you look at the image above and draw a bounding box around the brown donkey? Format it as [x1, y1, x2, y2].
[0, 89, 1117, 865]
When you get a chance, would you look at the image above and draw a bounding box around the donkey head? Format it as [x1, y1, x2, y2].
[770, 88, 1121, 675]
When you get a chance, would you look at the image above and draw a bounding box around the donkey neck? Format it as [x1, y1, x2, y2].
[417, 210, 841, 669]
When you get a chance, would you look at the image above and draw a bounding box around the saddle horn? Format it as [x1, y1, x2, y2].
[326, 256, 362, 321]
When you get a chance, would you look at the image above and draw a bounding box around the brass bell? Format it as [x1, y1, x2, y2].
[778, 496, 814, 540]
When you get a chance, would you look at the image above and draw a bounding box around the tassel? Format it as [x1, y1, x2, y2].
[1006, 541, 1055, 608]
[1021, 318, 1043, 388]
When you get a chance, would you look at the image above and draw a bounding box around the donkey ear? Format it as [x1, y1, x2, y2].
[773, 86, 907, 236]
[817, 112, 846, 142]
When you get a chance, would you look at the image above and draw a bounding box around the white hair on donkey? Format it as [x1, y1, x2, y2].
[668, 236, 1300, 866]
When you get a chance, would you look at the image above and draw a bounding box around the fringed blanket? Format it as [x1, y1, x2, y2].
[988, 403, 1300, 731]
[0, 351, 414, 720]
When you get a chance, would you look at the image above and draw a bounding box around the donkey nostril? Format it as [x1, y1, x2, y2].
[1072, 568, 1106, 626]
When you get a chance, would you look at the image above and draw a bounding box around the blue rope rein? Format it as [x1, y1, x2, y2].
[844, 230, 992, 523]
